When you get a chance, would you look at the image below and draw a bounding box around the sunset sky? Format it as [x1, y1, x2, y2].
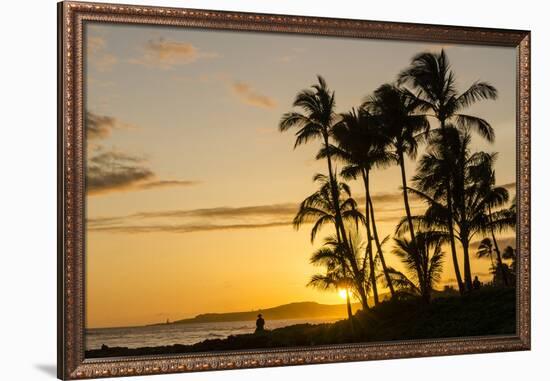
[84, 22, 517, 328]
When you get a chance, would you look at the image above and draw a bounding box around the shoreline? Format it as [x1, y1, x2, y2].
[87, 301, 363, 331]
[86, 288, 515, 359]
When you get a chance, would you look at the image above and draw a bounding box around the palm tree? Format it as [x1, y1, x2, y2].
[293, 174, 369, 310]
[398, 49, 498, 293]
[279, 76, 352, 254]
[308, 245, 355, 320]
[363, 84, 430, 293]
[491, 200, 517, 284]
[502, 246, 517, 278]
[408, 130, 508, 292]
[407, 128, 465, 293]
[308, 231, 370, 320]
[472, 154, 510, 286]
[388, 231, 446, 303]
[476, 238, 495, 268]
[492, 196, 517, 232]
[398, 50, 498, 142]
[328, 107, 394, 303]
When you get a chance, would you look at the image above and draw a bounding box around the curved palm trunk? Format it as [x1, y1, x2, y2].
[488, 206, 508, 286]
[338, 216, 369, 311]
[324, 136, 370, 310]
[345, 289, 353, 319]
[367, 194, 395, 297]
[323, 134, 344, 231]
[423, 271, 432, 303]
[456, 169, 473, 292]
[423, 278, 432, 303]
[438, 122, 465, 295]
[421, 244, 431, 303]
[337, 234, 354, 321]
[322, 134, 350, 252]
[460, 232, 473, 291]
[362, 170, 379, 306]
[336, 225, 369, 313]
[341, 271, 354, 323]
[355, 280, 369, 311]
[445, 179, 465, 294]
[322, 134, 370, 310]
[345, 289, 355, 336]
[398, 151, 425, 292]
[348, 256, 369, 311]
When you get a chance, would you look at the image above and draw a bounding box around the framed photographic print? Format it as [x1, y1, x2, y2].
[58, 1, 531, 379]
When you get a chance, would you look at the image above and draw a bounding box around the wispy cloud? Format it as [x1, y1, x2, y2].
[86, 111, 135, 140]
[276, 47, 306, 64]
[87, 190, 412, 234]
[87, 151, 154, 195]
[87, 150, 200, 196]
[129, 38, 218, 69]
[138, 180, 200, 190]
[191, 74, 277, 110]
[230, 81, 277, 109]
[89, 203, 297, 226]
[88, 180, 516, 229]
[277, 56, 293, 63]
[88, 201, 298, 233]
[87, 36, 118, 72]
[85, 112, 200, 196]
[90, 221, 291, 234]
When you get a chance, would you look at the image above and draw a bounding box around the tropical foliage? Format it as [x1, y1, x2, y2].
[388, 231, 446, 302]
[279, 49, 516, 321]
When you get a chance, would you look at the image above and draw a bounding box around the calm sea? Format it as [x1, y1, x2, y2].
[86, 317, 340, 350]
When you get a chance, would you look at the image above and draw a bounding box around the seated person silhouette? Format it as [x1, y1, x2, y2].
[473, 276, 481, 290]
[255, 314, 265, 333]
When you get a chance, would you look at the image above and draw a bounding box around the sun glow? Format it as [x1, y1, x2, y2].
[338, 289, 348, 300]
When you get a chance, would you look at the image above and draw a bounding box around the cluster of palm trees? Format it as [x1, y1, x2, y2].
[279, 50, 516, 320]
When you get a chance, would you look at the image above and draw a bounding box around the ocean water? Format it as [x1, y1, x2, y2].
[86, 317, 340, 350]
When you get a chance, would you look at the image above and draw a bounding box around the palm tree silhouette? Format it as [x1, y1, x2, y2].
[502, 246, 517, 279]
[491, 198, 517, 285]
[473, 153, 510, 286]
[327, 107, 394, 303]
[363, 84, 430, 294]
[308, 230, 370, 321]
[280, 76, 354, 257]
[308, 250, 354, 320]
[398, 49, 498, 293]
[476, 238, 495, 268]
[404, 128, 464, 292]
[293, 174, 369, 310]
[492, 195, 517, 232]
[408, 130, 509, 291]
[388, 231, 446, 303]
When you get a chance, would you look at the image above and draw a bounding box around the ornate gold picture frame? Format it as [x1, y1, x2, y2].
[58, 1, 530, 379]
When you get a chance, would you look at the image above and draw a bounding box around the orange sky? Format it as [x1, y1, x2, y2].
[84, 22, 517, 328]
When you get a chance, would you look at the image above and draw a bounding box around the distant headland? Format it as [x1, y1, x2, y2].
[149, 301, 363, 326]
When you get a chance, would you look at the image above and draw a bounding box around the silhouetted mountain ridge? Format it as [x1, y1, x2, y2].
[168, 301, 362, 324]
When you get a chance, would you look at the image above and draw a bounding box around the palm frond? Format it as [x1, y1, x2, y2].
[455, 81, 498, 109]
[455, 114, 495, 142]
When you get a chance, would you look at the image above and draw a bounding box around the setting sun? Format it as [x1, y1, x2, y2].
[338, 289, 348, 300]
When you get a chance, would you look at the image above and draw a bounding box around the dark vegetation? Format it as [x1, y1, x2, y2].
[280, 48, 517, 320]
[87, 49, 519, 359]
[87, 287, 515, 358]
